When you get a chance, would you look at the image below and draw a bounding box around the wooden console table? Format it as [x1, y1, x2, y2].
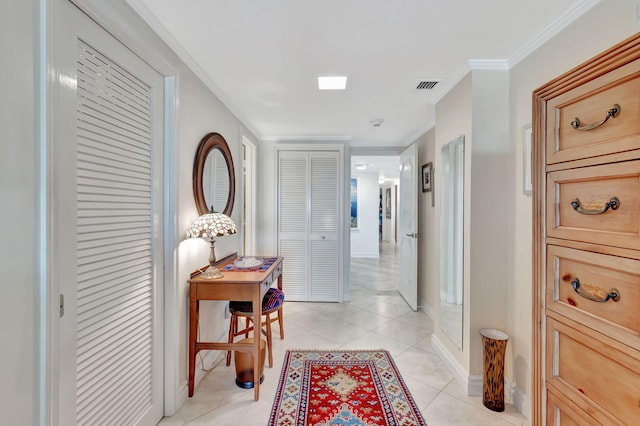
[188, 255, 283, 401]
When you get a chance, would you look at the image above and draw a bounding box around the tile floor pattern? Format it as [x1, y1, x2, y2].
[161, 242, 528, 425]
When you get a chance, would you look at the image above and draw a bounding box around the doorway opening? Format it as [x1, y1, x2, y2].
[350, 154, 400, 293]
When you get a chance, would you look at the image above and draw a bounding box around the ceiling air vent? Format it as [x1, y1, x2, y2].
[416, 81, 439, 90]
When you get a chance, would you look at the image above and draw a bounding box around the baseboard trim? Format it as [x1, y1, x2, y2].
[350, 252, 380, 258]
[177, 347, 227, 411]
[468, 374, 482, 396]
[507, 378, 531, 421]
[431, 335, 481, 396]
[431, 335, 529, 420]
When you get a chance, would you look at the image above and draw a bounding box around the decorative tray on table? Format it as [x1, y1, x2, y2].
[233, 257, 264, 269]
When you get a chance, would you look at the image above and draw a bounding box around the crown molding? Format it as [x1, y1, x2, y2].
[125, 0, 262, 140]
[432, 0, 603, 104]
[402, 120, 436, 145]
[468, 59, 509, 70]
[260, 135, 353, 142]
[508, 0, 603, 67]
[429, 63, 471, 104]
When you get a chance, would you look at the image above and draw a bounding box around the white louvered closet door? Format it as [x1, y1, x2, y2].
[54, 1, 164, 425]
[309, 153, 339, 301]
[278, 150, 340, 302]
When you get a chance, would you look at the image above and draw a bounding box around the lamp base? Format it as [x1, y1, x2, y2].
[200, 266, 224, 279]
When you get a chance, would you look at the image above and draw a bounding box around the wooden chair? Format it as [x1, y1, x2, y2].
[226, 287, 285, 368]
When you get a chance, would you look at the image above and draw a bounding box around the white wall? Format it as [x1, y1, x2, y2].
[433, 74, 473, 372]
[0, 1, 37, 424]
[350, 172, 380, 258]
[174, 62, 253, 403]
[468, 69, 510, 375]
[416, 129, 436, 315]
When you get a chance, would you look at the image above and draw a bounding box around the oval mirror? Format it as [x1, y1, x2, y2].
[193, 132, 235, 216]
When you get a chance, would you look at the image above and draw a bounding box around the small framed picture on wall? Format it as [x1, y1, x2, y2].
[422, 162, 432, 192]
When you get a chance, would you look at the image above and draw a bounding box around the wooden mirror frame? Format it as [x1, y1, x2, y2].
[193, 132, 235, 216]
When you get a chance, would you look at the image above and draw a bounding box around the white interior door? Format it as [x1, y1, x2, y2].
[399, 144, 419, 310]
[52, 1, 164, 424]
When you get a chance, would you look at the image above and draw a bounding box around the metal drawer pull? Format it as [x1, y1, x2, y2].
[570, 196, 619, 215]
[571, 278, 620, 303]
[570, 104, 620, 131]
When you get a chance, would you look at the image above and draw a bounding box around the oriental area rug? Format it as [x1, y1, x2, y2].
[268, 349, 427, 426]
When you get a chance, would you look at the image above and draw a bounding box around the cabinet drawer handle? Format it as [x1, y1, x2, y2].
[570, 104, 620, 131]
[570, 196, 619, 215]
[571, 278, 620, 303]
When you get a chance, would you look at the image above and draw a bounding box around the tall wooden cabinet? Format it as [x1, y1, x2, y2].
[533, 34, 640, 424]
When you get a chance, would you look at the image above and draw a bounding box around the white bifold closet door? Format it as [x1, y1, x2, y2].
[278, 151, 340, 302]
[53, 1, 164, 425]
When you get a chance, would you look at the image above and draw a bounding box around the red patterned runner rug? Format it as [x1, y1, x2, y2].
[268, 349, 427, 426]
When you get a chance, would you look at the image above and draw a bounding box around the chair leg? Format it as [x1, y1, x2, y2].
[277, 307, 284, 339]
[243, 317, 250, 338]
[226, 314, 237, 366]
[265, 313, 273, 368]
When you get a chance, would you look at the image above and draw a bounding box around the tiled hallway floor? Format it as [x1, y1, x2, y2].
[160, 242, 527, 425]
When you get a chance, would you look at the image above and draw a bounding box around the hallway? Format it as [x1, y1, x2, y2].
[160, 242, 526, 425]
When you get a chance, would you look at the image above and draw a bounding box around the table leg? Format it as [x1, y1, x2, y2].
[253, 291, 261, 401]
[188, 289, 198, 397]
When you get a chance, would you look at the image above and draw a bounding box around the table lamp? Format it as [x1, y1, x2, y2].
[187, 207, 237, 279]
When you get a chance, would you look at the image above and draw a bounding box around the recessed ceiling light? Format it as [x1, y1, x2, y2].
[318, 76, 348, 90]
[354, 163, 369, 170]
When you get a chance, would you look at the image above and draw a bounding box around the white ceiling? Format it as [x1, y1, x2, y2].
[352, 155, 400, 182]
[128, 0, 599, 148]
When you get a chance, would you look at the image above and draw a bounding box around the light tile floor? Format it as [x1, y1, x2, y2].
[160, 242, 528, 425]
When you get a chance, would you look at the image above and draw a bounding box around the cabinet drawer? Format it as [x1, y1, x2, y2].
[546, 317, 640, 425]
[547, 245, 640, 344]
[546, 60, 640, 164]
[547, 161, 640, 249]
[546, 388, 601, 426]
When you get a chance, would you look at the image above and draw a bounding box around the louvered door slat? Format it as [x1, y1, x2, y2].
[77, 146, 151, 173]
[279, 153, 308, 235]
[77, 138, 150, 167]
[77, 45, 150, 108]
[77, 126, 151, 157]
[74, 39, 154, 425]
[77, 47, 151, 117]
[203, 151, 229, 212]
[77, 338, 150, 424]
[77, 275, 149, 317]
[310, 155, 338, 234]
[310, 240, 339, 301]
[77, 158, 150, 182]
[77, 103, 150, 143]
[279, 240, 309, 300]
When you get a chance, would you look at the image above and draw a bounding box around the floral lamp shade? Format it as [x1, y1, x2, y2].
[187, 208, 237, 279]
[187, 210, 237, 239]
